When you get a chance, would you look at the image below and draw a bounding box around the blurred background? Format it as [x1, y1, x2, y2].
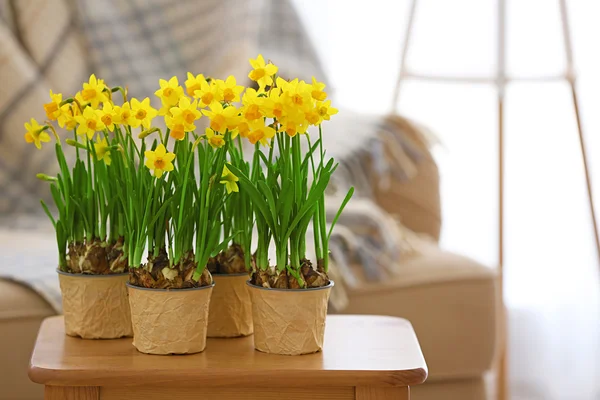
[291, 0, 600, 399]
[1, 0, 600, 399]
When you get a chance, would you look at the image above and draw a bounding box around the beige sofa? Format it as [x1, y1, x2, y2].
[0, 116, 498, 400]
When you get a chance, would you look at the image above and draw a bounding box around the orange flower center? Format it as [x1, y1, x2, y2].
[306, 111, 319, 125]
[223, 88, 235, 102]
[101, 114, 113, 126]
[273, 104, 283, 118]
[244, 104, 261, 120]
[82, 89, 97, 101]
[44, 102, 59, 117]
[187, 84, 201, 97]
[183, 110, 196, 124]
[285, 124, 296, 137]
[135, 109, 147, 120]
[210, 115, 225, 132]
[154, 158, 166, 169]
[86, 120, 97, 130]
[210, 136, 224, 147]
[170, 124, 185, 140]
[248, 130, 266, 145]
[292, 94, 304, 106]
[318, 107, 328, 117]
[201, 92, 214, 106]
[238, 122, 250, 137]
[163, 88, 174, 97]
[121, 111, 131, 121]
[250, 68, 265, 81]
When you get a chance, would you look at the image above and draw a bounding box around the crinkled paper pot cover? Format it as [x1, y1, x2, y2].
[207, 274, 253, 338]
[58, 271, 133, 339]
[128, 284, 213, 355]
[248, 281, 333, 355]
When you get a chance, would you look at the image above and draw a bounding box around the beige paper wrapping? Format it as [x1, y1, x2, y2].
[248, 281, 333, 355]
[58, 271, 133, 339]
[128, 284, 213, 355]
[207, 274, 253, 338]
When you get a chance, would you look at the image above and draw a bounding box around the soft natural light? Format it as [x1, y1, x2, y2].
[293, 1, 600, 399]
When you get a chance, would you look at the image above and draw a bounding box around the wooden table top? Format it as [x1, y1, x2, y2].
[29, 315, 427, 388]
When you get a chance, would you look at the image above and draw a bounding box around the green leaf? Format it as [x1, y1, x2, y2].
[327, 187, 354, 240]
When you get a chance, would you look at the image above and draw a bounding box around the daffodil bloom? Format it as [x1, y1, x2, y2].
[248, 54, 278, 90]
[305, 109, 321, 126]
[43, 90, 62, 120]
[168, 96, 201, 132]
[216, 76, 244, 103]
[130, 97, 158, 129]
[57, 103, 79, 130]
[194, 78, 222, 108]
[205, 127, 225, 148]
[79, 74, 108, 108]
[165, 118, 186, 141]
[262, 88, 285, 119]
[100, 103, 117, 132]
[310, 77, 328, 101]
[316, 100, 338, 121]
[112, 102, 135, 126]
[24, 118, 51, 149]
[281, 79, 312, 112]
[280, 112, 309, 137]
[144, 144, 175, 178]
[235, 120, 251, 139]
[155, 76, 184, 115]
[247, 120, 276, 146]
[94, 136, 111, 165]
[185, 72, 205, 97]
[75, 107, 105, 139]
[220, 164, 239, 194]
[201, 102, 239, 133]
[240, 88, 264, 121]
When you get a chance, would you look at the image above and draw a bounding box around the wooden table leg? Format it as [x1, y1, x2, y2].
[45, 386, 99, 400]
[356, 386, 409, 399]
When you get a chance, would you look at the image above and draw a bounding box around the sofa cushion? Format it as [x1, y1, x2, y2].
[339, 245, 498, 382]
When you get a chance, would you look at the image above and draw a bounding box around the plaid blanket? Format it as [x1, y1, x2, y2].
[0, 0, 427, 313]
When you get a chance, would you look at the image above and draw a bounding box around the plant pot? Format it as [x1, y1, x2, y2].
[207, 273, 253, 338]
[247, 280, 334, 355]
[57, 270, 133, 339]
[127, 283, 214, 355]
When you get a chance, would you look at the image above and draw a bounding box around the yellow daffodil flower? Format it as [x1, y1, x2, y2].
[281, 79, 312, 112]
[130, 97, 158, 129]
[24, 118, 51, 149]
[155, 76, 184, 115]
[236, 120, 251, 139]
[205, 128, 225, 148]
[216, 76, 244, 103]
[79, 74, 108, 108]
[185, 72, 205, 97]
[280, 111, 309, 137]
[94, 136, 111, 165]
[247, 120, 276, 146]
[112, 102, 135, 126]
[220, 164, 239, 194]
[43, 90, 62, 120]
[168, 96, 201, 132]
[75, 106, 105, 139]
[305, 109, 321, 126]
[144, 144, 175, 178]
[57, 103, 80, 130]
[240, 88, 264, 121]
[201, 102, 239, 133]
[194, 78, 222, 108]
[100, 103, 117, 132]
[248, 54, 278, 90]
[310, 77, 328, 101]
[316, 100, 338, 121]
[262, 88, 285, 119]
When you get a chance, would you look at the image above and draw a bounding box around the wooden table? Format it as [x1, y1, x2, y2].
[29, 315, 427, 400]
